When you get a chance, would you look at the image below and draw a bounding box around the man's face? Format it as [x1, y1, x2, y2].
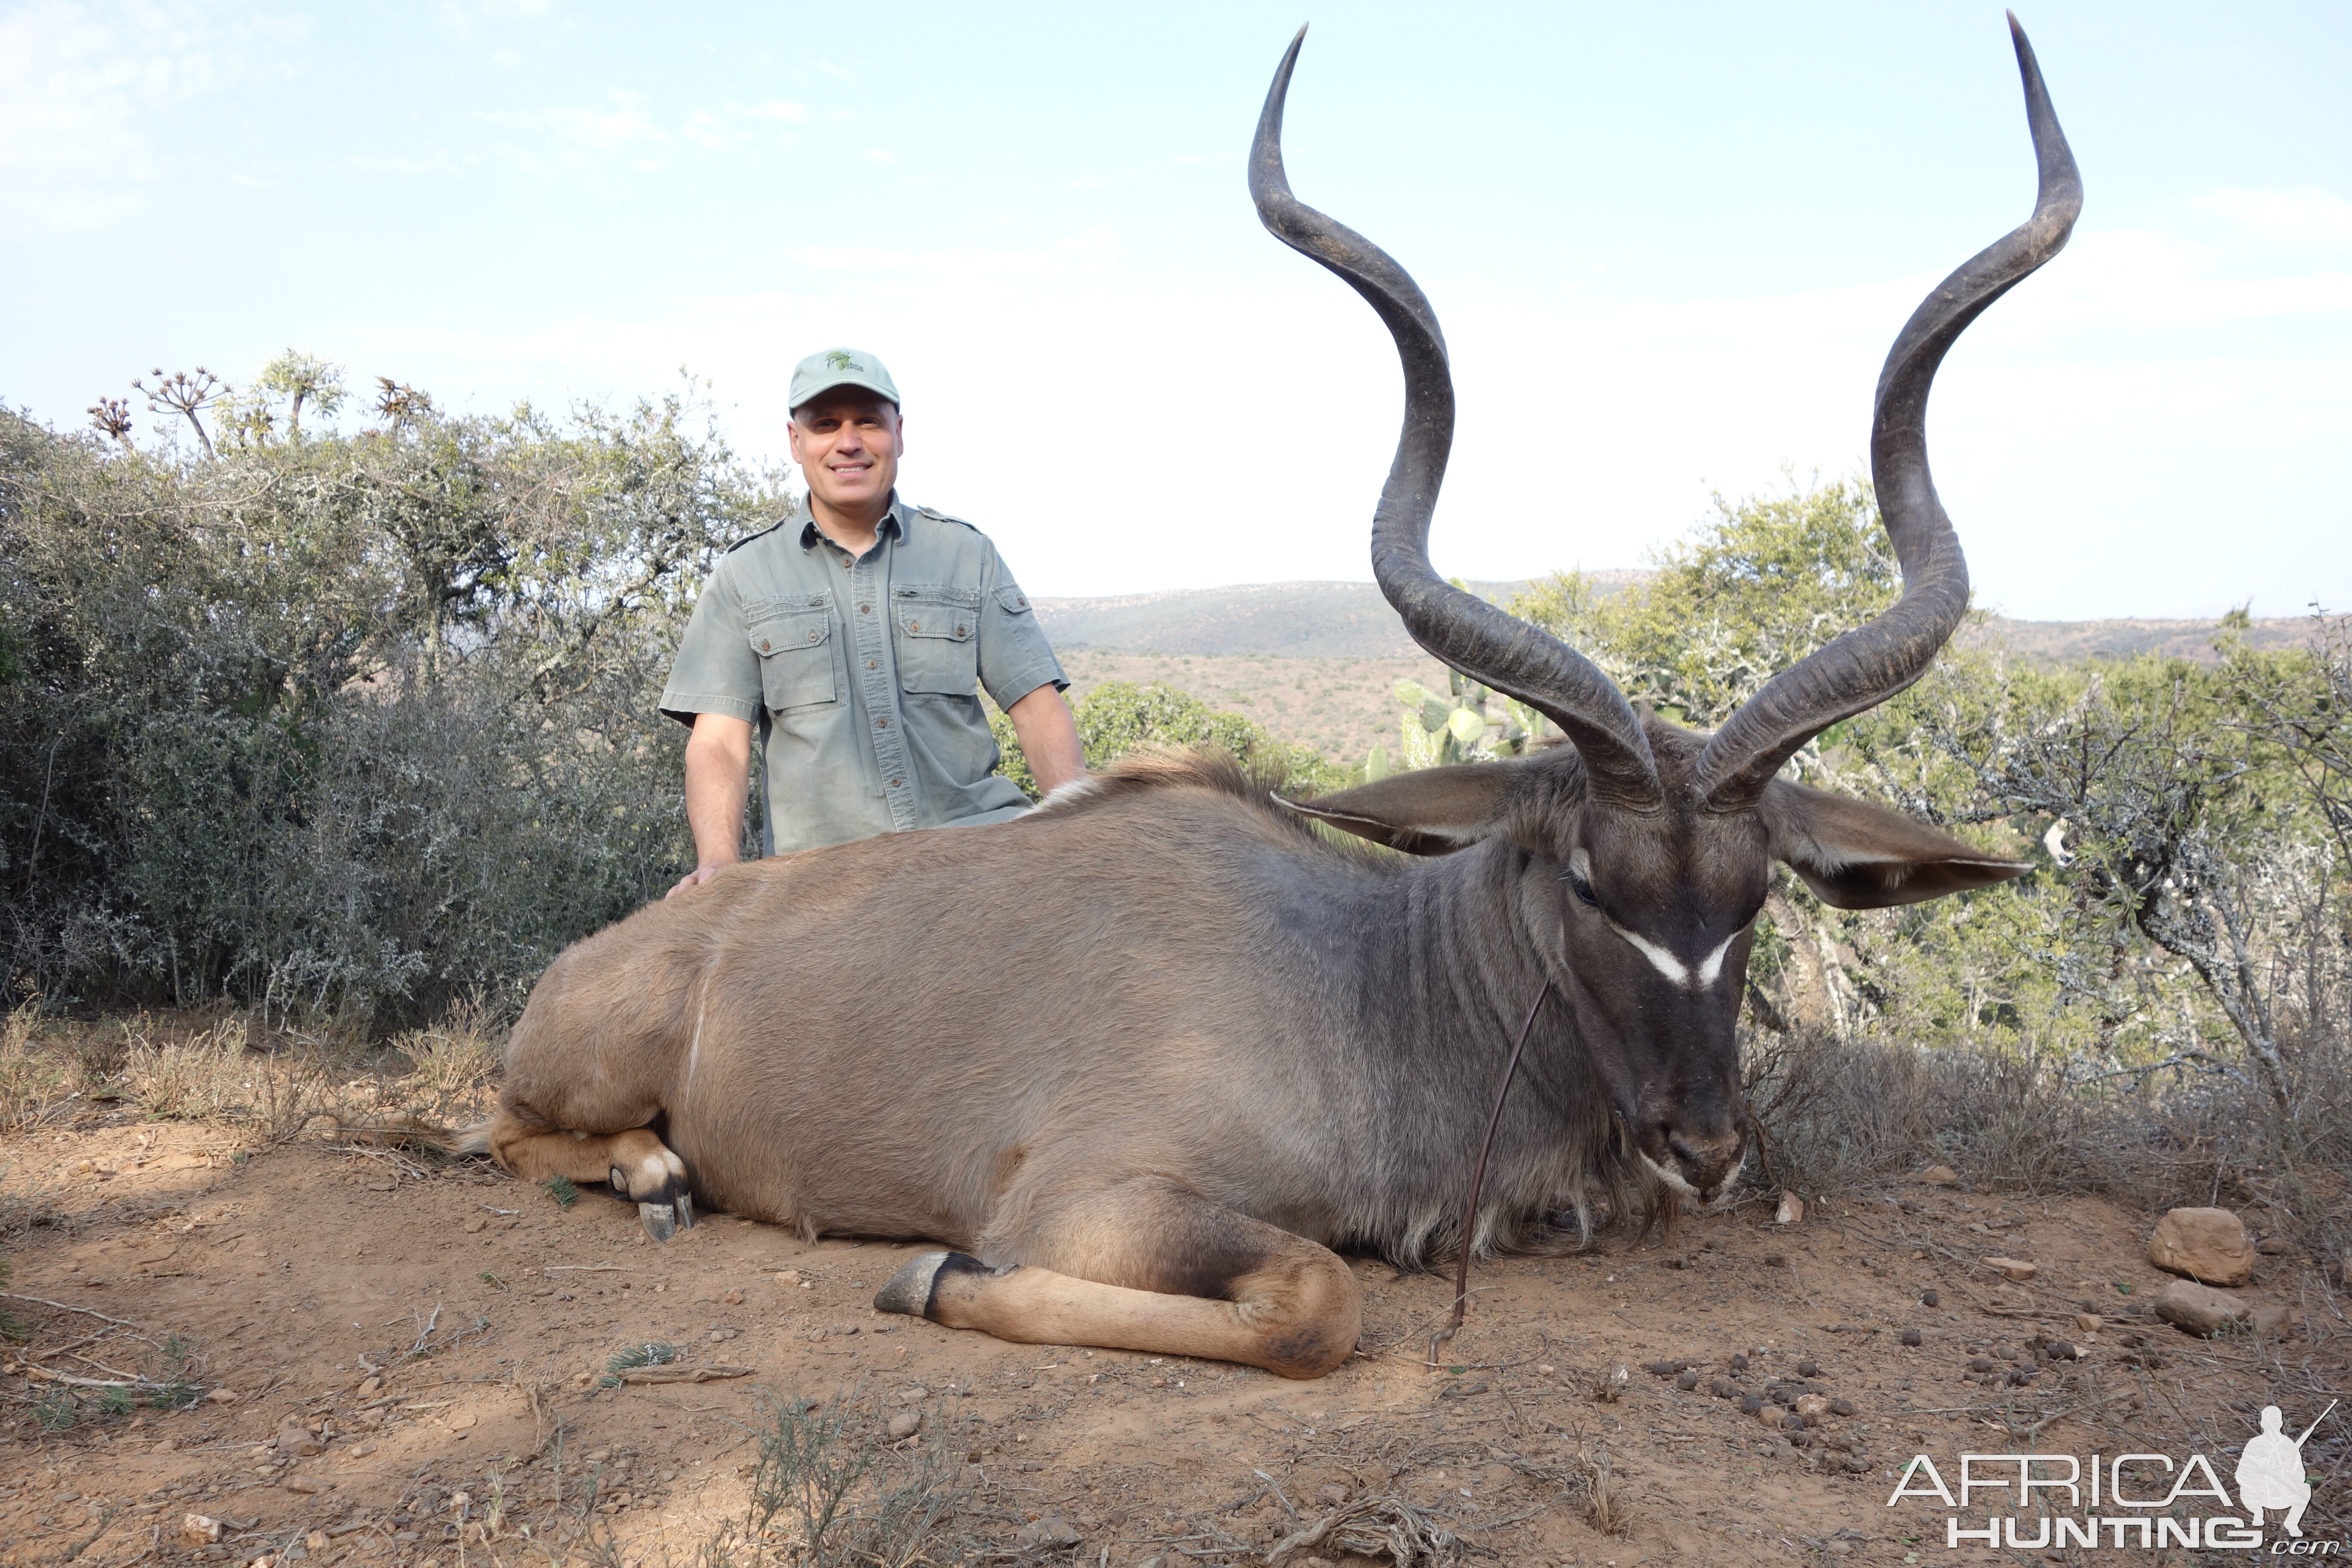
[787, 389, 903, 517]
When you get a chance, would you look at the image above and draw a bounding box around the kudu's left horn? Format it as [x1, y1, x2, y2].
[1695, 13, 2082, 809]
[1249, 25, 1663, 811]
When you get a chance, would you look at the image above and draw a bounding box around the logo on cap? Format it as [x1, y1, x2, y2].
[825, 351, 862, 372]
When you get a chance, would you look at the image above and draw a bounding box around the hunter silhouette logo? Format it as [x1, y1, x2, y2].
[2239, 1400, 2334, 1538]
[824, 351, 862, 372]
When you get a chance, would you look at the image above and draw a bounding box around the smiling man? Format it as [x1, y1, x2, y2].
[659, 348, 1084, 892]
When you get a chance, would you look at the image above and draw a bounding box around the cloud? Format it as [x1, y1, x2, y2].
[864, 148, 897, 164]
[0, 0, 303, 235]
[2193, 185, 2352, 245]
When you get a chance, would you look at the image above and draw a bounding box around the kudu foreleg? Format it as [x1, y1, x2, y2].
[478, 1112, 696, 1241]
[873, 1179, 1361, 1379]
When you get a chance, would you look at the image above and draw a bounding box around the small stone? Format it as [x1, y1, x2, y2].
[1796, 1359, 1820, 1377]
[206, 1388, 240, 1405]
[1900, 1328, 1922, 1347]
[1775, 1192, 1806, 1225]
[1830, 1397, 1857, 1416]
[775, 1269, 800, 1284]
[888, 1412, 922, 1440]
[723, 1287, 745, 1305]
[1982, 1257, 2037, 1283]
[1317, 1482, 1350, 1504]
[2251, 1304, 2292, 1337]
[151, 1437, 177, 1453]
[1795, 1393, 1831, 1419]
[276, 1424, 324, 1456]
[2073, 1312, 2102, 1332]
[1015, 1516, 1081, 1550]
[1675, 1370, 1700, 1390]
[2152, 1277, 2251, 1336]
[584, 1447, 612, 1463]
[357, 1375, 383, 1396]
[1917, 1164, 1960, 1186]
[462, 1215, 487, 1234]
[1843, 1454, 1873, 1473]
[1756, 1403, 1787, 1428]
[2149, 1208, 2256, 1287]
[282, 1476, 328, 1495]
[2257, 1236, 2293, 1255]
[1920, 1289, 1939, 1307]
[1536, 1363, 1556, 1375]
[182, 1515, 224, 1544]
[306, 1532, 331, 1553]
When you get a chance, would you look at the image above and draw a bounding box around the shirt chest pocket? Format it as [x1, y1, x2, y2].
[891, 588, 980, 697]
[747, 609, 838, 710]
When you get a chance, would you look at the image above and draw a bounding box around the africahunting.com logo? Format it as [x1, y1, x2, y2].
[1887, 1401, 2336, 1552]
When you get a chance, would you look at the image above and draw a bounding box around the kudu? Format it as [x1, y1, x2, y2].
[470, 20, 2079, 1378]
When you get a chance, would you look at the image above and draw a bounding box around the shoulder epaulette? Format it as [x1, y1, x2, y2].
[914, 504, 979, 531]
[723, 515, 796, 554]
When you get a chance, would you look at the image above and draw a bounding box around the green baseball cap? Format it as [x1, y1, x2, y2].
[789, 347, 900, 411]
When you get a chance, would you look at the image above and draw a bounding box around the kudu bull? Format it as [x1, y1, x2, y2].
[470, 20, 2079, 1378]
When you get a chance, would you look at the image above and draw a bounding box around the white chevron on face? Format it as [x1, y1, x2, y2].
[1576, 850, 1743, 991]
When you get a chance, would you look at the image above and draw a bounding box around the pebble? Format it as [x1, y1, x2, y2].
[182, 1515, 224, 1544]
[282, 1476, 327, 1495]
[888, 1412, 922, 1440]
[1920, 1290, 1939, 1307]
[1796, 1359, 1820, 1377]
[1982, 1257, 2038, 1282]
[1900, 1328, 1922, 1347]
[1917, 1164, 1960, 1186]
[1756, 1403, 1787, 1428]
[206, 1388, 241, 1405]
[2152, 1277, 2251, 1336]
[1794, 1394, 1830, 1419]
[1014, 1516, 1081, 1550]
[1775, 1192, 1806, 1225]
[462, 1215, 487, 1234]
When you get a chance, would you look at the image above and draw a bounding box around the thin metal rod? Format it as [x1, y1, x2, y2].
[1427, 978, 1551, 1366]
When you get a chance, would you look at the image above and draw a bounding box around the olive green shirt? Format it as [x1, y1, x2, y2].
[659, 496, 1066, 855]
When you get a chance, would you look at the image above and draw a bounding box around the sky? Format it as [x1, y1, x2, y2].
[3, 0, 2346, 620]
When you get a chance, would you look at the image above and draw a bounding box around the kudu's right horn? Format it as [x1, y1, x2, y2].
[1696, 13, 2082, 809]
[1249, 25, 1663, 810]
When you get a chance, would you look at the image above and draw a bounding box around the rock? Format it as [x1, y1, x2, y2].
[2152, 1278, 2251, 1336]
[182, 1515, 224, 1544]
[1796, 1359, 1820, 1377]
[2073, 1313, 2103, 1332]
[2148, 1208, 2256, 1287]
[276, 1424, 324, 1456]
[2257, 1236, 2293, 1255]
[1775, 1192, 1806, 1225]
[1917, 1164, 1960, 1186]
[1900, 1328, 1922, 1347]
[1795, 1394, 1831, 1419]
[900, 1385, 930, 1403]
[2252, 1304, 2292, 1337]
[357, 1376, 382, 1397]
[887, 1412, 922, 1440]
[447, 1411, 477, 1431]
[462, 1215, 487, 1234]
[206, 1388, 241, 1405]
[282, 1476, 328, 1495]
[1015, 1516, 1081, 1550]
[1675, 1370, 1700, 1390]
[1983, 1257, 2037, 1282]
[1317, 1483, 1350, 1504]
[1920, 1289, 1939, 1307]
[723, 1287, 745, 1305]
[1756, 1403, 1787, 1428]
[1830, 1398, 1857, 1416]
[151, 1438, 177, 1454]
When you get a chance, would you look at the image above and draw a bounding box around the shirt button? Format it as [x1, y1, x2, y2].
[910, 620, 921, 631]
[876, 717, 890, 729]
[859, 604, 871, 614]
[889, 777, 902, 787]
[759, 638, 772, 652]
[866, 659, 878, 670]
[808, 631, 819, 642]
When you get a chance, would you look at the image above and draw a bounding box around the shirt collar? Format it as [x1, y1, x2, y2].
[797, 494, 907, 553]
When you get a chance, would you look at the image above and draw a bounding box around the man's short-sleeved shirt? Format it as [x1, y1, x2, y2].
[659, 495, 1066, 855]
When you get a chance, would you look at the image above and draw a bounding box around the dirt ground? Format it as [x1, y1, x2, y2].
[3, 1112, 2346, 1568]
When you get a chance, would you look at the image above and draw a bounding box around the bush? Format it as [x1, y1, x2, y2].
[2, 375, 784, 1021]
[989, 679, 1345, 800]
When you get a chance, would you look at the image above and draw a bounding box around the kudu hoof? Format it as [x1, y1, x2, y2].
[874, 1251, 989, 1317]
[610, 1160, 695, 1243]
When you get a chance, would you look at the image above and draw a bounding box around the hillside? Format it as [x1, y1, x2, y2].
[1037, 582, 2316, 765]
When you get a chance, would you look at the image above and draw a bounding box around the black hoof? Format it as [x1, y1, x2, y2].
[873, 1251, 985, 1317]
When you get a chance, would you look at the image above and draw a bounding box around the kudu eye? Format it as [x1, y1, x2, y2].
[1562, 870, 1601, 908]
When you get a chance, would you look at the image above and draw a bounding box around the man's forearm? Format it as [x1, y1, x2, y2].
[683, 714, 754, 869]
[1007, 684, 1085, 796]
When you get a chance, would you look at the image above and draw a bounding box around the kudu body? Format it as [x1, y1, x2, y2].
[475, 21, 2080, 1378]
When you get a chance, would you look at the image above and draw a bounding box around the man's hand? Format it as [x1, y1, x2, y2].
[669, 712, 754, 899]
[1008, 684, 1085, 796]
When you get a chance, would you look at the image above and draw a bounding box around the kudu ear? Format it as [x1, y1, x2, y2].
[1275, 765, 1523, 856]
[1761, 779, 2033, 909]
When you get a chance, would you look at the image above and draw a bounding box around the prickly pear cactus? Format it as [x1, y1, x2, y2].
[1394, 673, 1550, 768]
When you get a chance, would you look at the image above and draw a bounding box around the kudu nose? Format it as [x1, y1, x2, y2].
[1665, 1124, 1746, 1203]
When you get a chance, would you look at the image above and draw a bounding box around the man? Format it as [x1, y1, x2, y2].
[659, 348, 1084, 895]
